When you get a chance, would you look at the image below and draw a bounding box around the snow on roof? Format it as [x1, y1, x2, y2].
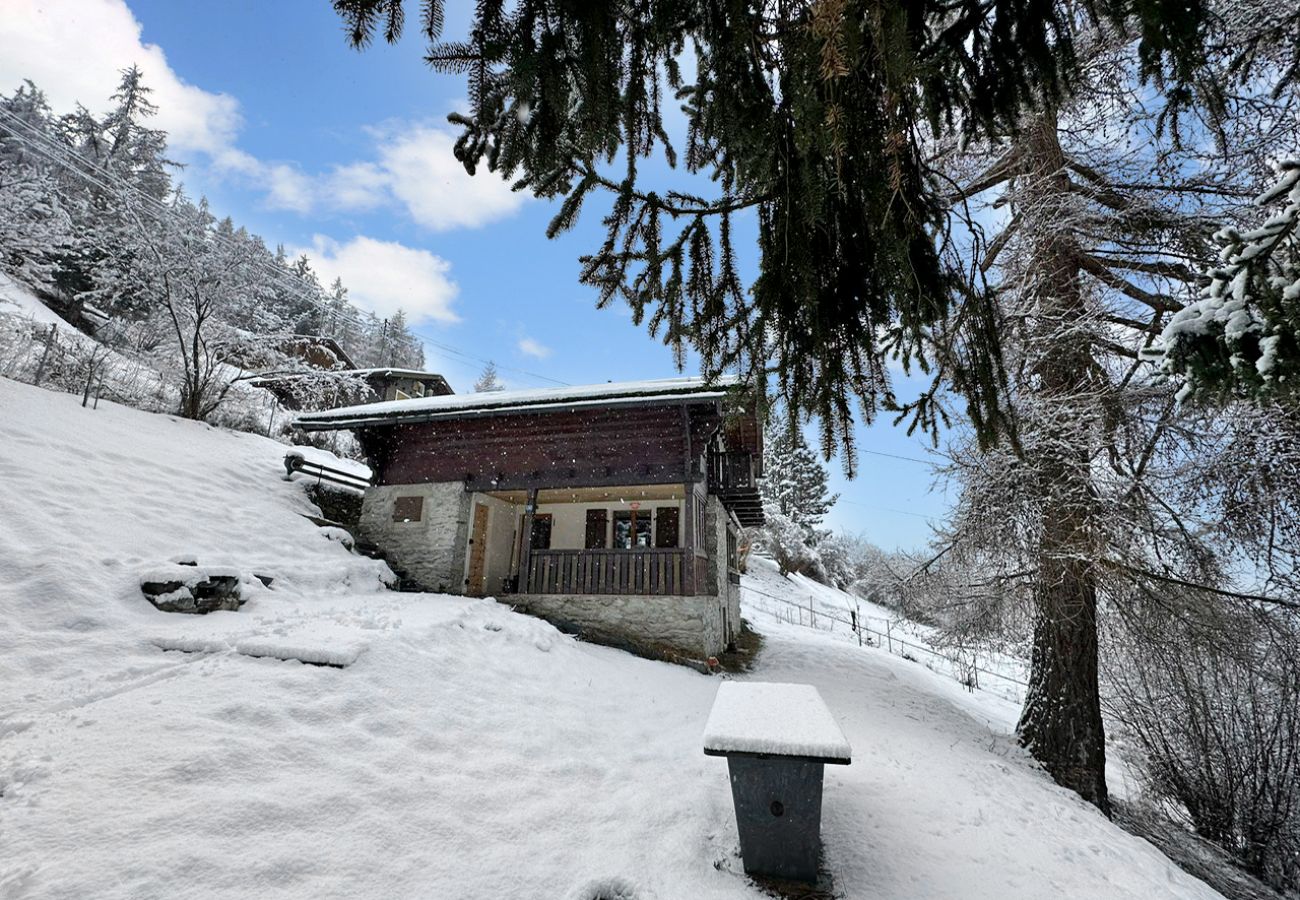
[247, 368, 449, 385]
[702, 681, 852, 762]
[345, 368, 451, 380]
[295, 375, 742, 429]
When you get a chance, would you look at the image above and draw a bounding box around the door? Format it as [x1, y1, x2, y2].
[466, 503, 490, 597]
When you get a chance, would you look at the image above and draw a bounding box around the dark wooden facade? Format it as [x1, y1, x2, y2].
[300, 381, 763, 598]
[360, 402, 724, 492]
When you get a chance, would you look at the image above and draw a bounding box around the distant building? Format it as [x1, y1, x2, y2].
[252, 367, 454, 411]
[295, 376, 763, 659]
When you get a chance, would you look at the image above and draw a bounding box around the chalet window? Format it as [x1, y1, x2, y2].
[392, 495, 423, 523]
[528, 513, 553, 550]
[655, 507, 679, 548]
[612, 511, 652, 549]
[585, 509, 608, 549]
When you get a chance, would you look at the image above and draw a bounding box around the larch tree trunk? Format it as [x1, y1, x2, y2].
[1012, 110, 1111, 814]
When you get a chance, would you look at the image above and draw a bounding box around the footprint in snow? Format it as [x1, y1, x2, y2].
[567, 877, 644, 900]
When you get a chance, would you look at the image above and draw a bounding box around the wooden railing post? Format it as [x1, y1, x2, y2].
[518, 487, 539, 593]
[682, 483, 697, 595]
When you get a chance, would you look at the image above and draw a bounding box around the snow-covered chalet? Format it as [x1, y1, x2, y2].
[295, 376, 764, 659]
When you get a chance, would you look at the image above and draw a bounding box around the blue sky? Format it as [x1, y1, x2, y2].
[2, 0, 952, 549]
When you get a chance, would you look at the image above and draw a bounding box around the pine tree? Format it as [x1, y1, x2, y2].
[762, 420, 838, 531]
[473, 360, 504, 392]
[1157, 162, 1300, 405]
[0, 84, 70, 281]
[330, 0, 1213, 471]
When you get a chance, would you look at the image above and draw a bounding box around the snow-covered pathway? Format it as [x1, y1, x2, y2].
[746, 622, 1217, 899]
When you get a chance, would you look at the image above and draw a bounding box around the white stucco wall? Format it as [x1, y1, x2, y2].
[464, 493, 518, 595]
[534, 498, 685, 549]
[358, 482, 728, 658]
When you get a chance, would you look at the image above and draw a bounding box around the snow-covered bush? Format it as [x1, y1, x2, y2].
[1107, 607, 1300, 893]
[756, 501, 821, 578]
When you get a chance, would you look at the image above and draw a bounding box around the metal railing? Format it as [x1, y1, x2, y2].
[283, 452, 372, 492]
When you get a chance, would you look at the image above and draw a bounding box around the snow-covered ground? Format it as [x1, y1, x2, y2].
[740, 560, 1030, 705]
[0, 376, 1221, 899]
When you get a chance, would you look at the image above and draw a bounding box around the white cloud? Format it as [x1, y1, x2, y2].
[262, 164, 316, 214]
[292, 123, 527, 231]
[0, 0, 241, 157]
[0, 2, 525, 231]
[296, 235, 460, 326]
[517, 336, 551, 359]
[326, 162, 389, 211]
[367, 125, 526, 230]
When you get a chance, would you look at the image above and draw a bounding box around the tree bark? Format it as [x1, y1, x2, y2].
[1013, 109, 1111, 814]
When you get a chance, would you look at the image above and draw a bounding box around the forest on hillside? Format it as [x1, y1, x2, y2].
[0, 69, 426, 423]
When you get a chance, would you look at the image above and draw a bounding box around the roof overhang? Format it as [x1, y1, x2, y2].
[295, 375, 745, 432]
[296, 389, 733, 433]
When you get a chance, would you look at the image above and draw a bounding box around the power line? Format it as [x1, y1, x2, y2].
[417, 333, 570, 387]
[0, 109, 372, 334]
[0, 107, 572, 389]
[859, 447, 933, 465]
[835, 498, 939, 521]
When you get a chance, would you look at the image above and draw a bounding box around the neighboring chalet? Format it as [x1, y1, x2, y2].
[253, 367, 455, 411]
[295, 377, 764, 659]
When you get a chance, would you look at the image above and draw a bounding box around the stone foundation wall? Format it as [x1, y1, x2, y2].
[357, 482, 470, 593]
[725, 577, 741, 646]
[510, 592, 728, 659]
[704, 494, 743, 647]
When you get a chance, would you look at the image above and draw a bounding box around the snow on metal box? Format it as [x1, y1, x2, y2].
[703, 681, 852, 763]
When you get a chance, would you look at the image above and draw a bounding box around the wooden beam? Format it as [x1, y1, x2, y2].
[518, 487, 539, 594]
[682, 481, 696, 595]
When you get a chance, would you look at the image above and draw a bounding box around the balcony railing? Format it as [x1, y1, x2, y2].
[708, 451, 757, 495]
[523, 548, 688, 596]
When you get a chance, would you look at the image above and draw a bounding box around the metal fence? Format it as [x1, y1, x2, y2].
[740, 581, 1029, 704]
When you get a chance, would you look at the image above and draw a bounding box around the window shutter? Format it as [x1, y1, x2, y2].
[530, 514, 553, 550]
[392, 495, 423, 522]
[655, 507, 679, 548]
[585, 509, 608, 549]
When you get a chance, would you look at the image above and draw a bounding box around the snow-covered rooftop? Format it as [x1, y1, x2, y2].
[295, 375, 742, 430]
[345, 367, 451, 380]
[703, 681, 852, 762]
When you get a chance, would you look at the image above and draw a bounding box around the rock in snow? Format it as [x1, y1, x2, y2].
[140, 562, 244, 614]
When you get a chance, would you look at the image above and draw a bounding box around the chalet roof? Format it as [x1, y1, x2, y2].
[295, 375, 742, 431]
[247, 368, 451, 387]
[346, 368, 452, 381]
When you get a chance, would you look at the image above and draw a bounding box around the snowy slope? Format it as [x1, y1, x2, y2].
[0, 376, 1221, 899]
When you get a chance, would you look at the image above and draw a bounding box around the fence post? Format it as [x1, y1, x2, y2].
[886, 621, 893, 655]
[34, 323, 56, 386]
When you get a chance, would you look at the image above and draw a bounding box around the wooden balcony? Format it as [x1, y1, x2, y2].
[523, 548, 693, 596]
[707, 451, 765, 527]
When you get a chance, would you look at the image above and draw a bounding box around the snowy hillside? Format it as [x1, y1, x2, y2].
[0, 376, 1221, 899]
[0, 271, 287, 433]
